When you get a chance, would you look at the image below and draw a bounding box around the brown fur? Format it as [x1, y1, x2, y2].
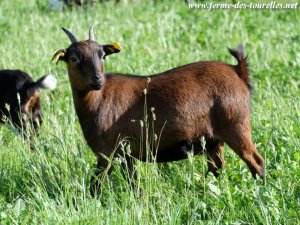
[54, 27, 265, 195]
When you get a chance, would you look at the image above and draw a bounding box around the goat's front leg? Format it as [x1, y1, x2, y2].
[90, 156, 113, 197]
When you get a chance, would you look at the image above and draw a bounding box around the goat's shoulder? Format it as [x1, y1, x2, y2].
[104, 73, 146, 88]
[103, 73, 145, 99]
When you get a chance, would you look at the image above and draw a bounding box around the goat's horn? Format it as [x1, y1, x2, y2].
[62, 27, 78, 44]
[89, 23, 95, 41]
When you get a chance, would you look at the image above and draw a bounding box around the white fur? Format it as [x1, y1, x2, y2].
[41, 74, 57, 90]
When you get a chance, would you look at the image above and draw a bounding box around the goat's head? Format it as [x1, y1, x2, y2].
[52, 24, 121, 91]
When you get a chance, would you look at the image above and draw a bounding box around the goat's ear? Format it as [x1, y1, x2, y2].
[51, 49, 67, 64]
[102, 42, 121, 59]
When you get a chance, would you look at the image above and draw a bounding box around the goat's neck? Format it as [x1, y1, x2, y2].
[71, 88, 101, 119]
[71, 88, 104, 149]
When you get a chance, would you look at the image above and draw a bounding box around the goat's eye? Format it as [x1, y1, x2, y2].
[70, 56, 79, 63]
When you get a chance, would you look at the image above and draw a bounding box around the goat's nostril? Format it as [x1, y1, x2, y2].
[92, 75, 101, 81]
[89, 75, 104, 90]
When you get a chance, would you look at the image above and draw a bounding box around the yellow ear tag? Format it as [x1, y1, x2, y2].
[112, 42, 122, 51]
[52, 52, 65, 63]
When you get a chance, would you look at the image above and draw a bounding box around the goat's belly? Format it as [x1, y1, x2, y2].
[138, 138, 219, 163]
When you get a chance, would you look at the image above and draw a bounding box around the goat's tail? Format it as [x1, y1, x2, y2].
[228, 44, 251, 90]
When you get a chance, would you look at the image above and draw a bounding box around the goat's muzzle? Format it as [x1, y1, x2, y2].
[89, 75, 104, 90]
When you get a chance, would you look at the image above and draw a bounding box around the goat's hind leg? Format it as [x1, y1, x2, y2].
[222, 123, 265, 179]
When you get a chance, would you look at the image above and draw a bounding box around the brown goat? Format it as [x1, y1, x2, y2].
[53, 25, 265, 195]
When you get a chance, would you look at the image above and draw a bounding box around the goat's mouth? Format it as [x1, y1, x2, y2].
[89, 81, 103, 90]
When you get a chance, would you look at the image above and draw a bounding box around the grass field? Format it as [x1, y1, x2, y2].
[0, 0, 299, 224]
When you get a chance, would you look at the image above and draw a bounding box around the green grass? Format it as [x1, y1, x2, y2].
[0, 0, 299, 224]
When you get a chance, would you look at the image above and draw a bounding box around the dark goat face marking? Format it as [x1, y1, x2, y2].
[52, 25, 121, 91]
